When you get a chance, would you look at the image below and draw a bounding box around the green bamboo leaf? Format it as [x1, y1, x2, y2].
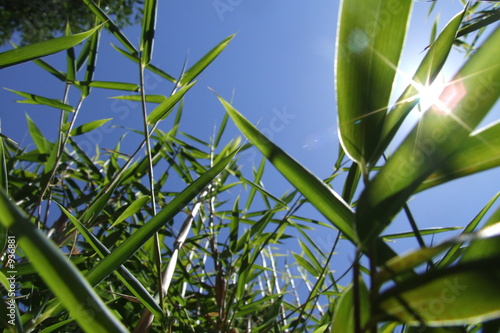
[229, 197, 239, 254]
[7, 89, 74, 112]
[419, 121, 500, 191]
[73, 81, 140, 92]
[331, 281, 370, 333]
[180, 34, 235, 86]
[244, 157, 266, 212]
[58, 204, 163, 319]
[38, 319, 76, 333]
[342, 162, 361, 203]
[216, 93, 357, 243]
[82, 0, 137, 54]
[437, 192, 500, 268]
[69, 118, 113, 137]
[378, 253, 500, 326]
[382, 227, 462, 240]
[147, 81, 196, 124]
[141, 0, 157, 66]
[66, 22, 76, 83]
[214, 113, 229, 148]
[405, 326, 467, 333]
[430, 14, 440, 44]
[108, 195, 150, 229]
[0, 25, 101, 69]
[0, 188, 127, 332]
[82, 25, 100, 97]
[460, 207, 500, 264]
[76, 37, 92, 71]
[10, 41, 64, 82]
[292, 251, 320, 277]
[110, 44, 176, 83]
[25, 114, 51, 154]
[110, 94, 166, 103]
[376, 242, 452, 285]
[373, 10, 464, 167]
[356, 26, 500, 245]
[84, 150, 236, 287]
[335, 0, 413, 166]
[457, 8, 500, 38]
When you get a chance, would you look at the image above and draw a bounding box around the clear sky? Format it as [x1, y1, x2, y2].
[0, 0, 499, 285]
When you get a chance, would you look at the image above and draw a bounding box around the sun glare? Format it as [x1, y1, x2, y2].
[417, 82, 444, 112]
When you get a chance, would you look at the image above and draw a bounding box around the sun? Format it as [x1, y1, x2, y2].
[415, 75, 447, 113]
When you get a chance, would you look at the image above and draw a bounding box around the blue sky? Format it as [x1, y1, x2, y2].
[0, 0, 499, 283]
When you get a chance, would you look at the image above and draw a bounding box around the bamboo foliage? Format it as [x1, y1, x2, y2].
[0, 1, 499, 332]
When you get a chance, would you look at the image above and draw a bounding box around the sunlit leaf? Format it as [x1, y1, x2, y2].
[374, 10, 465, 167]
[0, 26, 101, 69]
[73, 81, 140, 92]
[7, 89, 74, 112]
[356, 26, 500, 245]
[147, 81, 196, 124]
[378, 253, 500, 326]
[419, 121, 500, 191]
[336, 0, 413, 166]
[216, 93, 357, 243]
[180, 34, 235, 86]
[110, 94, 166, 104]
[70, 118, 112, 137]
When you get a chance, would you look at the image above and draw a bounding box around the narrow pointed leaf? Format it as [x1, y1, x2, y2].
[382, 227, 462, 240]
[108, 195, 150, 229]
[82, 0, 136, 54]
[66, 23, 76, 83]
[0, 26, 101, 69]
[82, 26, 100, 97]
[8, 41, 66, 81]
[437, 193, 500, 268]
[7, 89, 74, 112]
[111, 44, 176, 83]
[58, 204, 163, 319]
[335, 0, 413, 165]
[378, 253, 500, 326]
[84, 150, 236, 286]
[25, 114, 51, 154]
[70, 118, 113, 137]
[110, 94, 166, 104]
[216, 93, 357, 243]
[457, 8, 500, 38]
[180, 34, 235, 86]
[141, 0, 157, 66]
[374, 10, 465, 166]
[147, 81, 196, 124]
[356, 26, 500, 244]
[292, 251, 320, 277]
[419, 121, 500, 191]
[73, 81, 140, 92]
[0, 188, 127, 332]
